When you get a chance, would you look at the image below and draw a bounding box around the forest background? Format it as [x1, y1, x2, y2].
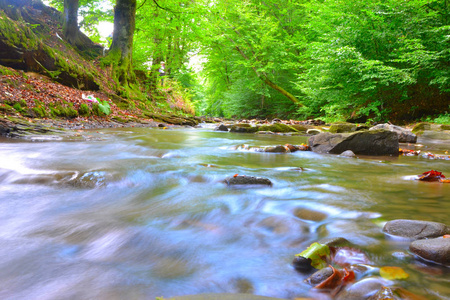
[1, 0, 449, 124]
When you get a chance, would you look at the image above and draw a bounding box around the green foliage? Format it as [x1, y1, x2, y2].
[32, 105, 47, 118]
[295, 0, 450, 122]
[13, 103, 23, 112]
[92, 99, 111, 116]
[78, 103, 91, 116]
[42, 0, 448, 122]
[97, 99, 111, 115]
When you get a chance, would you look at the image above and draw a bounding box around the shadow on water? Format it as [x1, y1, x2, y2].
[0, 128, 449, 299]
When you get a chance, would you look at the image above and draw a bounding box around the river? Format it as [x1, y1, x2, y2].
[0, 126, 449, 299]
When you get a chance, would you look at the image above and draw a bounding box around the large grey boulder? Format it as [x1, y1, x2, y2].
[308, 130, 399, 156]
[410, 238, 450, 265]
[383, 219, 450, 239]
[369, 123, 417, 143]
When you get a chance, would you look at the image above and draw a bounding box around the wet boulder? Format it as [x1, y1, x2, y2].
[339, 150, 356, 158]
[410, 237, 450, 265]
[263, 145, 289, 153]
[214, 124, 229, 132]
[335, 277, 387, 300]
[292, 255, 314, 273]
[223, 175, 272, 187]
[369, 123, 417, 143]
[383, 219, 450, 239]
[305, 267, 334, 285]
[229, 124, 258, 133]
[308, 130, 399, 156]
[257, 123, 298, 133]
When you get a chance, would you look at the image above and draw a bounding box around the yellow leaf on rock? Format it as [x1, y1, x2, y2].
[380, 266, 409, 280]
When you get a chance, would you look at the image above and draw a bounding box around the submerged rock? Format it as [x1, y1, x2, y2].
[383, 219, 450, 239]
[410, 238, 450, 265]
[305, 267, 334, 285]
[369, 123, 417, 143]
[308, 130, 399, 156]
[335, 277, 387, 300]
[294, 208, 328, 222]
[223, 175, 272, 186]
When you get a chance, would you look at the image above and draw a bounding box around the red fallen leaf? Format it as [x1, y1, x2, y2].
[314, 265, 343, 289]
[342, 267, 355, 283]
[418, 170, 445, 181]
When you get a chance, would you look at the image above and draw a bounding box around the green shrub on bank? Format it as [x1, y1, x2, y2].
[78, 103, 90, 116]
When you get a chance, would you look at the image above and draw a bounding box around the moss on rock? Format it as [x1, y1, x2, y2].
[329, 122, 357, 133]
[412, 122, 431, 134]
[258, 123, 298, 133]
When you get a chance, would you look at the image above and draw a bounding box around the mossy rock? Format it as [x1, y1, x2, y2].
[412, 122, 431, 134]
[230, 125, 259, 133]
[258, 123, 298, 133]
[440, 124, 450, 130]
[329, 122, 357, 133]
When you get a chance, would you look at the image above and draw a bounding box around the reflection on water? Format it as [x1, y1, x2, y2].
[0, 128, 449, 299]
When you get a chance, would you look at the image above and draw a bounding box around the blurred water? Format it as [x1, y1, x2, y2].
[0, 127, 449, 299]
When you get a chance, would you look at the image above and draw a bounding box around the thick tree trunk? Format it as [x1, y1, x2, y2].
[63, 0, 79, 43]
[108, 0, 137, 86]
[62, 0, 102, 58]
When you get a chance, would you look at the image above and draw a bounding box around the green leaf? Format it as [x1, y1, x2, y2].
[295, 242, 330, 269]
[97, 99, 111, 115]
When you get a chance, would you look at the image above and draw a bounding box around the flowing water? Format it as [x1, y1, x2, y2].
[0, 126, 449, 299]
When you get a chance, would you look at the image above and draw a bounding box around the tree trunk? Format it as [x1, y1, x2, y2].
[108, 0, 137, 86]
[63, 0, 79, 43]
[62, 0, 102, 58]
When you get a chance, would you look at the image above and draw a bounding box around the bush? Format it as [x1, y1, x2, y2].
[78, 103, 90, 116]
